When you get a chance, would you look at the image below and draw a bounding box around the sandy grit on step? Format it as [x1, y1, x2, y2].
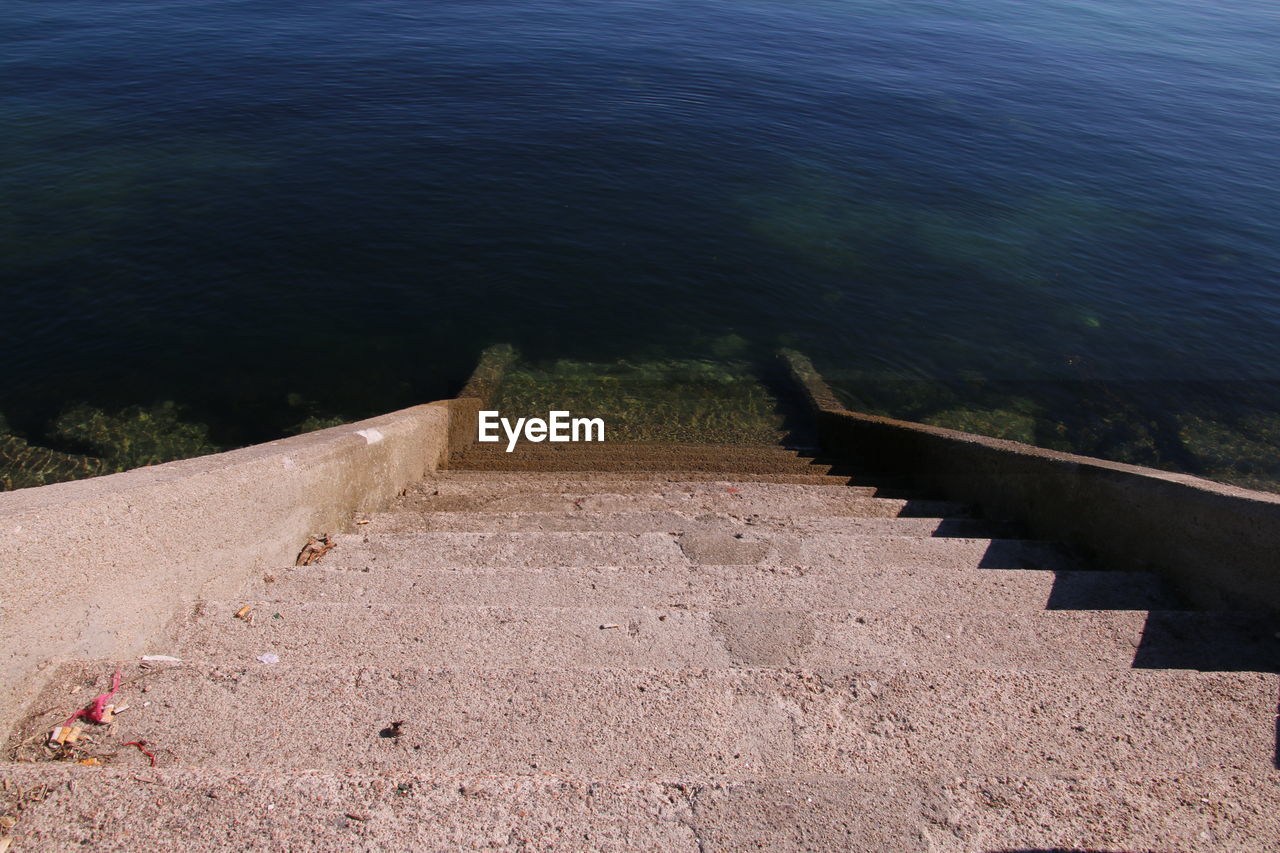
[159, 603, 1278, 671]
[255, 564, 1181, 612]
[1, 766, 1277, 852]
[14, 665, 1275, 777]
[326, 531, 1081, 572]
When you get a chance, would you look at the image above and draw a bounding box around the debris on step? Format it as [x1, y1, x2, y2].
[256, 653, 280, 665]
[11, 666, 178, 765]
[296, 534, 335, 566]
[38, 725, 98, 765]
[121, 741, 156, 766]
[47, 726, 82, 746]
[64, 669, 121, 726]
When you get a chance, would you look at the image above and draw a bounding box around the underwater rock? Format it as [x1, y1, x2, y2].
[283, 392, 349, 436]
[924, 408, 1037, 444]
[709, 333, 750, 359]
[0, 433, 106, 491]
[1178, 415, 1280, 492]
[51, 401, 219, 473]
[285, 415, 349, 435]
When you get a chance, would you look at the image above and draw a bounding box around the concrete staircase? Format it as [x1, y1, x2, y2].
[3, 443, 1278, 851]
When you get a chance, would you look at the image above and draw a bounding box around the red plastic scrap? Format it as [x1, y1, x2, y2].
[122, 741, 156, 766]
[65, 669, 122, 726]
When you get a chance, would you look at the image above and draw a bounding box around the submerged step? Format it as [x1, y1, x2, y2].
[16, 664, 1276, 777]
[256, 565, 1181, 612]
[163, 603, 1279, 671]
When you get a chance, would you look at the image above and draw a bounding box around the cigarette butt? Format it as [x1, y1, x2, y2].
[355, 519, 371, 525]
[599, 624, 621, 630]
[78, 757, 101, 766]
[235, 605, 253, 621]
[49, 726, 82, 745]
[113, 702, 130, 714]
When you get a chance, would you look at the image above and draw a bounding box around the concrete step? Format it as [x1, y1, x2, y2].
[326, 531, 1084, 572]
[423, 473, 870, 490]
[453, 442, 816, 460]
[254, 564, 1181, 611]
[450, 443, 829, 469]
[402, 479, 971, 517]
[432, 470, 917, 490]
[450, 456, 839, 475]
[4, 765, 1278, 852]
[436, 468, 863, 484]
[163, 603, 1280, 672]
[361, 510, 1020, 538]
[17, 663, 1276, 776]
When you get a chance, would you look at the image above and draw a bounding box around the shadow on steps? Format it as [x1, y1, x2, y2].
[1129, 611, 1280, 673]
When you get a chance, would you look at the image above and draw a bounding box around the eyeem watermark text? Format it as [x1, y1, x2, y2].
[478, 410, 605, 452]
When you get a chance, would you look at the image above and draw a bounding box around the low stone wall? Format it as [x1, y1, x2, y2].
[782, 350, 1280, 612]
[0, 399, 465, 733]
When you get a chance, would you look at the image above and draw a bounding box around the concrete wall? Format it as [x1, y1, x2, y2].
[781, 350, 1280, 612]
[0, 399, 465, 733]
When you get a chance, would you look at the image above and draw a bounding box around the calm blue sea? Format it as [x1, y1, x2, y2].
[3, 0, 1279, 475]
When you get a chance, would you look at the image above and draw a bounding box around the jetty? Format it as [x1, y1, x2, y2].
[1, 348, 1277, 850]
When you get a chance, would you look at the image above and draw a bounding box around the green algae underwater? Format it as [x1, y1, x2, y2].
[4, 351, 1279, 493]
[0, 401, 338, 491]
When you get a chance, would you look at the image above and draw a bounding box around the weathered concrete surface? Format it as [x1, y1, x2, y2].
[4, 377, 1278, 851]
[393, 477, 968, 516]
[783, 350, 1280, 611]
[0, 400, 462, 735]
[160, 602, 1277, 671]
[254, 564, 1181, 611]
[13, 663, 1276, 776]
[361, 509, 1020, 537]
[3, 445, 1277, 849]
[330, 530, 1079, 572]
[5, 766, 1277, 852]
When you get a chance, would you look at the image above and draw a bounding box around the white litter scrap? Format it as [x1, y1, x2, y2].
[256, 653, 280, 665]
[141, 655, 182, 663]
[355, 428, 384, 445]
